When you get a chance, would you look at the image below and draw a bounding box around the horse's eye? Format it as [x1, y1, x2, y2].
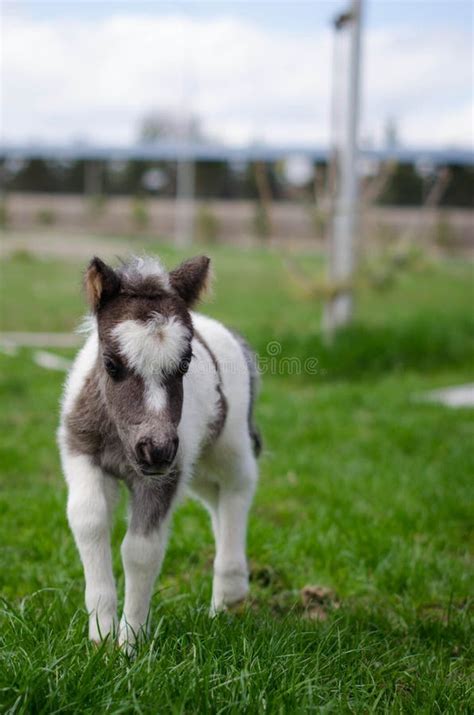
[178, 350, 193, 376]
[104, 356, 124, 380]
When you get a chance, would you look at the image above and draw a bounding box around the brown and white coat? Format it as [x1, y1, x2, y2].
[58, 255, 260, 650]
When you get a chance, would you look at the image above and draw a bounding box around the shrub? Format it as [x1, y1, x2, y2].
[253, 202, 271, 241]
[36, 208, 56, 226]
[434, 216, 458, 254]
[196, 204, 219, 244]
[10, 248, 36, 263]
[269, 313, 474, 382]
[0, 200, 9, 228]
[310, 206, 328, 240]
[87, 195, 107, 219]
[131, 197, 149, 230]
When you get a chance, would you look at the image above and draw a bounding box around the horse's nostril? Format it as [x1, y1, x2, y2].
[136, 439, 153, 466]
[151, 439, 178, 467]
[136, 437, 179, 472]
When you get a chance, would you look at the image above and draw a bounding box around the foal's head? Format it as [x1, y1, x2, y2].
[85, 255, 210, 477]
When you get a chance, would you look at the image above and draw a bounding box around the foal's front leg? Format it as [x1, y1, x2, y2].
[64, 453, 118, 642]
[118, 477, 178, 650]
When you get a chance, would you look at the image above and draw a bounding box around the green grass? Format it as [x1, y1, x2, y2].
[0, 243, 473, 712]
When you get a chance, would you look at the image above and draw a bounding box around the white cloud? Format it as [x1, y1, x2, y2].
[362, 27, 473, 146]
[1, 10, 472, 148]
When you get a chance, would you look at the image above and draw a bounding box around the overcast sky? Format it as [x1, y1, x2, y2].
[1, 1, 473, 148]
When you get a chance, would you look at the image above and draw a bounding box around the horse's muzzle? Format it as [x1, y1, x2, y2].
[135, 436, 179, 475]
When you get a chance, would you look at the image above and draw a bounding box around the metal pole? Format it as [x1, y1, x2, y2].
[324, 0, 363, 335]
[84, 160, 102, 196]
[175, 151, 195, 248]
[175, 63, 196, 248]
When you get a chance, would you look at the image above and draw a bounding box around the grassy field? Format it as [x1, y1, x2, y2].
[0, 241, 473, 713]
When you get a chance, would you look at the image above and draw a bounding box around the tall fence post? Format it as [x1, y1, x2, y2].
[175, 150, 195, 248]
[84, 160, 102, 197]
[323, 0, 363, 338]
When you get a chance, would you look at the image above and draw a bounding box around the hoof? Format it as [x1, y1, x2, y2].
[211, 570, 249, 615]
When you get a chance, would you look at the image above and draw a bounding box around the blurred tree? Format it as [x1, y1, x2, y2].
[384, 117, 399, 148]
[139, 110, 204, 143]
[132, 109, 208, 197]
[64, 161, 87, 193]
[439, 166, 474, 208]
[195, 161, 234, 199]
[239, 162, 281, 200]
[377, 163, 423, 206]
[9, 159, 58, 192]
[376, 162, 473, 208]
[1, 149, 471, 207]
[124, 159, 154, 196]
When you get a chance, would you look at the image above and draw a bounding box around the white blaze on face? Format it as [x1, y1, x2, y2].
[112, 313, 190, 413]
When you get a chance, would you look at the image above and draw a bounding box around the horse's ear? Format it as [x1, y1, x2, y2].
[85, 257, 121, 311]
[169, 256, 211, 307]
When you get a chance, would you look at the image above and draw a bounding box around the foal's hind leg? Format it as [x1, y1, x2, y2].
[211, 445, 258, 614]
[190, 477, 220, 544]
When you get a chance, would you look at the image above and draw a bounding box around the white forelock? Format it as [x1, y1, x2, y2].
[112, 314, 190, 378]
[119, 255, 170, 289]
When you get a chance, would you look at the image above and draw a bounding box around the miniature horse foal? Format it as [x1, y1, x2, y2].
[58, 255, 260, 648]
